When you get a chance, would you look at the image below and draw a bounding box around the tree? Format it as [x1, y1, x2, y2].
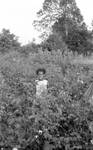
[33, 0, 85, 41]
[65, 29, 93, 55]
[40, 31, 69, 54]
[33, 0, 93, 55]
[52, 13, 93, 55]
[0, 29, 20, 53]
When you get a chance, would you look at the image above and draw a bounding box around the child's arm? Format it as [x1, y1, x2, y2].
[35, 79, 38, 84]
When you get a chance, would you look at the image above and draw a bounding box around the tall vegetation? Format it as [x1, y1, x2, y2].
[0, 50, 93, 149]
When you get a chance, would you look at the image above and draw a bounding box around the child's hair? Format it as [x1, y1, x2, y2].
[36, 68, 46, 75]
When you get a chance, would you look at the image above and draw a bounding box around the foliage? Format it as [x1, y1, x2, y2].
[52, 14, 93, 55]
[40, 32, 69, 54]
[0, 51, 93, 150]
[64, 28, 93, 55]
[0, 29, 20, 53]
[33, 0, 85, 41]
[20, 42, 39, 55]
[33, 0, 93, 55]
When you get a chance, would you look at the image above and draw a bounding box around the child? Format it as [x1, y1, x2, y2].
[12, 148, 18, 150]
[35, 68, 48, 98]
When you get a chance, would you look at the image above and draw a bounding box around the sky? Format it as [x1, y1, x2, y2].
[76, 0, 93, 29]
[0, 0, 93, 45]
[0, 0, 44, 45]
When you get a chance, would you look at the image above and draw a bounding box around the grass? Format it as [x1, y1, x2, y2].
[70, 54, 93, 65]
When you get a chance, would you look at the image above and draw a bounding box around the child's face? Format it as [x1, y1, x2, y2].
[38, 71, 44, 80]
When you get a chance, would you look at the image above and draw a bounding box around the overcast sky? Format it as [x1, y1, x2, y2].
[76, 0, 93, 29]
[0, 0, 93, 45]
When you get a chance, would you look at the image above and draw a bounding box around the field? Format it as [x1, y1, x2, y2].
[0, 51, 93, 150]
[72, 55, 93, 65]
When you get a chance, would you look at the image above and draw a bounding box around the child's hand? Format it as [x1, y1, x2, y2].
[35, 79, 38, 83]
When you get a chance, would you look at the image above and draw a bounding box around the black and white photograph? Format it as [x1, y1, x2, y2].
[0, 0, 93, 149]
